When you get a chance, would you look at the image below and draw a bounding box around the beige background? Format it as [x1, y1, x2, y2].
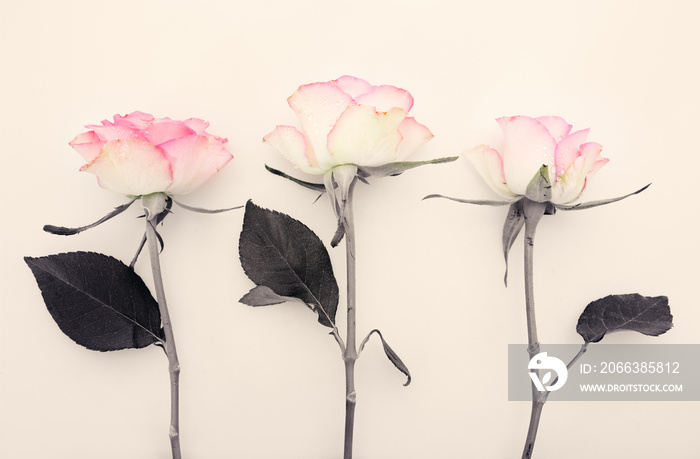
[1, 0, 699, 458]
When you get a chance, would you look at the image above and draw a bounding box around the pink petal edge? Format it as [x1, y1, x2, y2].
[497, 116, 557, 195]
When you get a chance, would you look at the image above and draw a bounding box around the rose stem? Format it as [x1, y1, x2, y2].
[146, 218, 182, 459]
[342, 178, 359, 459]
[520, 199, 547, 459]
[544, 343, 588, 399]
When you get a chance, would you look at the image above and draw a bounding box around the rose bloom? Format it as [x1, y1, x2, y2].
[465, 116, 609, 204]
[69, 111, 232, 196]
[263, 75, 433, 174]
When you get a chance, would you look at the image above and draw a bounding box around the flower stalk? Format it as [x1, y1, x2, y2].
[342, 178, 358, 459]
[145, 214, 182, 459]
[520, 199, 547, 459]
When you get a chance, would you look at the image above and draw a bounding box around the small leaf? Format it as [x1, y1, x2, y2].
[502, 200, 525, 286]
[24, 252, 164, 351]
[359, 329, 412, 386]
[576, 294, 673, 343]
[359, 156, 458, 177]
[238, 200, 339, 327]
[265, 165, 326, 192]
[240, 285, 288, 306]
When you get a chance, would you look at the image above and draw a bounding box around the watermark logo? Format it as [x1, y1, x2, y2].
[510, 344, 699, 401]
[528, 352, 568, 392]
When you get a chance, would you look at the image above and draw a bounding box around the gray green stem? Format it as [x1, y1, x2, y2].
[342, 179, 358, 459]
[520, 199, 547, 459]
[146, 219, 182, 459]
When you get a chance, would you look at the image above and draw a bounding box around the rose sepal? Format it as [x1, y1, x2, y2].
[427, 182, 649, 286]
[425, 183, 649, 212]
[524, 165, 552, 203]
[357, 156, 458, 177]
[422, 194, 514, 206]
[324, 165, 359, 247]
[266, 155, 459, 193]
[555, 183, 651, 211]
[43, 198, 139, 236]
[264, 164, 327, 192]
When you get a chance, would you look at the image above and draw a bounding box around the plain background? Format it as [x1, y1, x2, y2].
[1, 1, 699, 458]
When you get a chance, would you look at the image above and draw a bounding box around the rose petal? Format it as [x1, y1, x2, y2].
[552, 142, 606, 204]
[69, 131, 103, 162]
[112, 111, 155, 129]
[288, 82, 353, 167]
[579, 142, 606, 166]
[327, 105, 405, 167]
[355, 85, 414, 112]
[183, 118, 210, 135]
[464, 145, 517, 199]
[263, 125, 323, 175]
[588, 156, 609, 178]
[158, 135, 233, 195]
[91, 125, 147, 143]
[93, 118, 115, 127]
[82, 139, 173, 196]
[143, 120, 196, 145]
[498, 116, 557, 195]
[334, 75, 373, 99]
[554, 128, 589, 179]
[535, 116, 572, 142]
[396, 117, 433, 160]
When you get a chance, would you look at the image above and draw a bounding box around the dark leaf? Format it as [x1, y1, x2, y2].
[24, 252, 164, 351]
[265, 165, 326, 192]
[576, 294, 673, 343]
[359, 329, 411, 386]
[556, 184, 650, 211]
[240, 285, 288, 306]
[43, 198, 138, 235]
[238, 200, 339, 327]
[502, 200, 525, 286]
[359, 156, 458, 177]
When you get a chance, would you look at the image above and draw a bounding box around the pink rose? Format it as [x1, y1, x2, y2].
[263, 75, 433, 174]
[69, 111, 232, 196]
[465, 116, 609, 204]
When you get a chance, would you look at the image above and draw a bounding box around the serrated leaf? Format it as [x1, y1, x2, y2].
[238, 200, 339, 327]
[359, 156, 458, 177]
[359, 329, 411, 386]
[24, 252, 164, 351]
[502, 200, 525, 286]
[576, 294, 673, 343]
